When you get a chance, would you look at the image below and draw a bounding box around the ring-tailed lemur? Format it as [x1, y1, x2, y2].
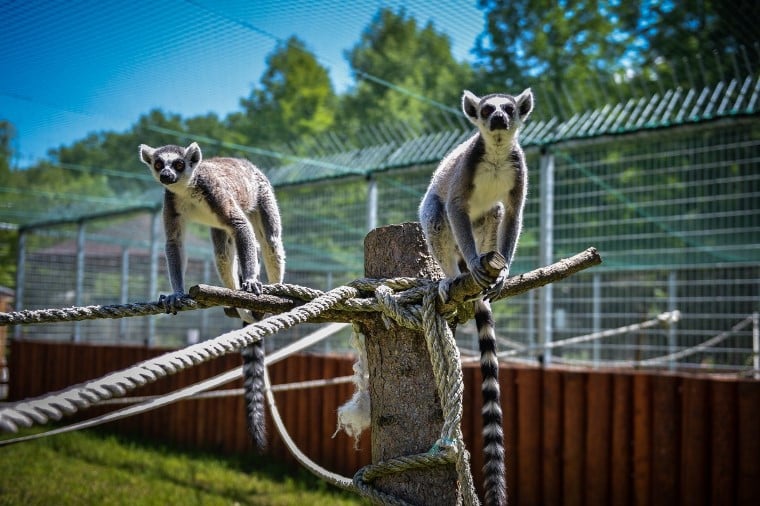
[419, 89, 533, 506]
[139, 142, 286, 451]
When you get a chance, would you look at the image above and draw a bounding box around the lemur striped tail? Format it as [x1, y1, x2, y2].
[241, 339, 267, 451]
[475, 298, 507, 506]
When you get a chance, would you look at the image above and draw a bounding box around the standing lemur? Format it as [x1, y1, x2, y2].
[419, 89, 533, 506]
[139, 142, 285, 451]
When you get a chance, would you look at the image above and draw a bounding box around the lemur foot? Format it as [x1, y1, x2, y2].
[159, 292, 185, 315]
[470, 254, 508, 300]
[241, 278, 263, 295]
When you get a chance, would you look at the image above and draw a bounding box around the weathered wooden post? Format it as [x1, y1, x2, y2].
[358, 222, 457, 504]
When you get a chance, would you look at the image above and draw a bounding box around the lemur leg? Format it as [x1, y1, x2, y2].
[475, 203, 508, 299]
[420, 194, 461, 301]
[211, 228, 256, 324]
[250, 207, 285, 285]
[210, 228, 238, 289]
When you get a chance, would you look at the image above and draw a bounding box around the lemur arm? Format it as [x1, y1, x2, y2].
[162, 193, 187, 312]
[498, 200, 525, 274]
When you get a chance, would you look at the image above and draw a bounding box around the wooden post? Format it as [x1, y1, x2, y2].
[359, 222, 458, 505]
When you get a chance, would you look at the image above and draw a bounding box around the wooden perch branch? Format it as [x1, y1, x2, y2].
[188, 246, 602, 324]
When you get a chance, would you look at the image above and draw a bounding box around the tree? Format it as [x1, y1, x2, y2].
[475, 0, 758, 119]
[340, 8, 475, 136]
[229, 36, 337, 153]
[0, 120, 14, 179]
[631, 0, 760, 87]
[474, 0, 640, 118]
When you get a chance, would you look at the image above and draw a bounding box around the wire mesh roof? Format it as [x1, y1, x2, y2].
[267, 72, 760, 185]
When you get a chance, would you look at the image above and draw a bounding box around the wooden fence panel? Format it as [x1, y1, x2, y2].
[681, 377, 709, 506]
[542, 369, 563, 506]
[7, 340, 760, 505]
[737, 381, 760, 505]
[610, 373, 633, 506]
[586, 372, 612, 506]
[651, 374, 680, 506]
[710, 379, 737, 506]
[562, 370, 586, 506]
[632, 373, 652, 506]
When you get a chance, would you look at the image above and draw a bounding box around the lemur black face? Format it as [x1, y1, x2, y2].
[152, 155, 184, 185]
[480, 96, 517, 131]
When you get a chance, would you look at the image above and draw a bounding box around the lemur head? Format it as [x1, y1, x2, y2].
[139, 142, 203, 186]
[462, 89, 533, 144]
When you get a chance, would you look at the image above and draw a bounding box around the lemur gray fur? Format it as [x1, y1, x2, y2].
[419, 89, 533, 506]
[139, 142, 285, 451]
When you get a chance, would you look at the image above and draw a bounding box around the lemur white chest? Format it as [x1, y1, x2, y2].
[468, 157, 516, 218]
[173, 187, 227, 229]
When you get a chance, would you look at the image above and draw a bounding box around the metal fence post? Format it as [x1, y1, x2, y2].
[13, 229, 26, 340]
[593, 273, 602, 367]
[752, 312, 759, 379]
[538, 148, 555, 365]
[367, 174, 378, 231]
[119, 247, 129, 341]
[73, 221, 85, 342]
[147, 210, 160, 346]
[667, 271, 678, 371]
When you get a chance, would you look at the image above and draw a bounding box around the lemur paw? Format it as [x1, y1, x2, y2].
[159, 292, 185, 315]
[437, 277, 454, 303]
[241, 278, 263, 295]
[484, 269, 508, 301]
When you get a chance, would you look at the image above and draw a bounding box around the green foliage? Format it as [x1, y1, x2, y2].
[0, 428, 366, 505]
[230, 36, 337, 153]
[474, 0, 639, 118]
[339, 8, 474, 133]
[474, 0, 757, 118]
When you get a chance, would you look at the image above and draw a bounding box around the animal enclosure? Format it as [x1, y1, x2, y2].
[11, 112, 760, 374]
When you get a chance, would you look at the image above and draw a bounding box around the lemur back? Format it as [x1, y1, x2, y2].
[139, 142, 285, 451]
[419, 89, 533, 506]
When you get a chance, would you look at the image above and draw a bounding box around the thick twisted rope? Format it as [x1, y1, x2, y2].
[0, 298, 210, 325]
[0, 248, 601, 328]
[0, 285, 357, 433]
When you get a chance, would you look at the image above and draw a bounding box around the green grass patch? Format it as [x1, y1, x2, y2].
[0, 428, 367, 505]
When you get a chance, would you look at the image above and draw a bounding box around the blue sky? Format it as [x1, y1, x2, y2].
[0, 0, 485, 168]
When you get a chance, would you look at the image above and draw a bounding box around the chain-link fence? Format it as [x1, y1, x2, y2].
[12, 115, 760, 374]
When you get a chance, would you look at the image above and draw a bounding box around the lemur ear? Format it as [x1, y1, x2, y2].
[185, 142, 202, 166]
[139, 144, 154, 166]
[462, 90, 480, 122]
[516, 88, 534, 120]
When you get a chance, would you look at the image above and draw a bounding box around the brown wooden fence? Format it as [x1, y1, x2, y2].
[7, 339, 760, 506]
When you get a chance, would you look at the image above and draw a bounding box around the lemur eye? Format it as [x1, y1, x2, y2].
[480, 104, 495, 118]
[502, 103, 515, 115]
[153, 160, 164, 171]
[172, 160, 186, 172]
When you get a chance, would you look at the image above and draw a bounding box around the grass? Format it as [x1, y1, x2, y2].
[0, 428, 368, 506]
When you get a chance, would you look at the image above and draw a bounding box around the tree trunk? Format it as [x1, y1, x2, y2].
[359, 222, 460, 505]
